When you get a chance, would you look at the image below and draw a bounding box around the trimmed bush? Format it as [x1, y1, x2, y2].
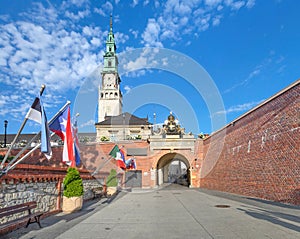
[63, 167, 84, 198]
[106, 169, 117, 187]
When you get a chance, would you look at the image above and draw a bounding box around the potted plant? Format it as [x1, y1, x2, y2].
[62, 167, 84, 213]
[106, 169, 118, 196]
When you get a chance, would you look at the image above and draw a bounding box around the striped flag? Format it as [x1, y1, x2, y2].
[109, 145, 126, 170]
[49, 106, 75, 167]
[26, 97, 52, 159]
[72, 116, 81, 166]
[125, 157, 136, 169]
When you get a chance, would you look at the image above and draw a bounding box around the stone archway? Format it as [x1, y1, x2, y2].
[156, 153, 190, 187]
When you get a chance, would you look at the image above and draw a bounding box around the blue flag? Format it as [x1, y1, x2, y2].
[72, 117, 81, 166]
[40, 98, 52, 159]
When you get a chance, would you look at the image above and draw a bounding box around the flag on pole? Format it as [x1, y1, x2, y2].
[125, 157, 136, 169]
[49, 106, 75, 167]
[109, 145, 119, 158]
[109, 145, 126, 170]
[25, 97, 52, 159]
[72, 116, 81, 166]
[119, 146, 126, 163]
[26, 97, 42, 123]
[40, 98, 52, 159]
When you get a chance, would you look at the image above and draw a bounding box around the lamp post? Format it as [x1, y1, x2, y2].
[122, 113, 125, 140]
[153, 112, 156, 134]
[4, 120, 8, 147]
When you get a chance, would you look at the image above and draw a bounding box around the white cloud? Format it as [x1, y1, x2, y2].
[246, 0, 255, 8]
[140, 0, 254, 47]
[205, 0, 222, 7]
[0, 95, 9, 108]
[129, 29, 139, 38]
[123, 56, 148, 71]
[124, 85, 132, 94]
[0, 2, 106, 119]
[248, 68, 260, 79]
[154, 1, 160, 8]
[115, 32, 129, 44]
[79, 119, 95, 128]
[141, 18, 163, 47]
[91, 37, 101, 46]
[212, 15, 222, 26]
[216, 100, 264, 115]
[217, 5, 223, 11]
[94, 1, 113, 16]
[65, 9, 90, 20]
[94, 7, 106, 16]
[132, 0, 139, 7]
[231, 1, 245, 10]
[67, 0, 89, 7]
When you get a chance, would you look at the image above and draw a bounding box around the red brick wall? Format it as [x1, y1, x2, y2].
[201, 80, 300, 205]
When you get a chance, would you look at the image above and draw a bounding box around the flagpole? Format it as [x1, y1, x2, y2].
[5, 132, 41, 169]
[0, 85, 46, 169]
[48, 100, 71, 125]
[91, 156, 113, 176]
[3, 132, 55, 174]
[1, 100, 71, 176]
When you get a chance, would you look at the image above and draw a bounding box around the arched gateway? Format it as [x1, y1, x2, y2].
[155, 153, 190, 186]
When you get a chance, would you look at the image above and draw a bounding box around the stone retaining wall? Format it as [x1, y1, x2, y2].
[0, 178, 103, 225]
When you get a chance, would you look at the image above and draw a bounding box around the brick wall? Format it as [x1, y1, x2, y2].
[201, 80, 300, 205]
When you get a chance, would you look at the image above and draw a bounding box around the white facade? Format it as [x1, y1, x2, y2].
[98, 16, 122, 123]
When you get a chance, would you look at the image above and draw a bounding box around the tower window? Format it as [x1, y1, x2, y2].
[109, 47, 111, 52]
[108, 61, 112, 67]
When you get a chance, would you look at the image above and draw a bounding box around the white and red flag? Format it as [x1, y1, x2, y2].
[49, 106, 75, 167]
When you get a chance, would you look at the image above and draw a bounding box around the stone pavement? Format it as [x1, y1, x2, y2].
[3, 184, 300, 239]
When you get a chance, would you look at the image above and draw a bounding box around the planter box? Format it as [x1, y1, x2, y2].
[107, 187, 117, 196]
[62, 195, 83, 213]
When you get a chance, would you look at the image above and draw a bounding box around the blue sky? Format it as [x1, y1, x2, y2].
[0, 0, 299, 136]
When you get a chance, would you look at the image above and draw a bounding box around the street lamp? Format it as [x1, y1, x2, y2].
[4, 120, 8, 147]
[153, 112, 156, 134]
[122, 113, 125, 140]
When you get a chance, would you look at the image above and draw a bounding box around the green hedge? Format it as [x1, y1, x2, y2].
[106, 169, 117, 187]
[63, 167, 84, 198]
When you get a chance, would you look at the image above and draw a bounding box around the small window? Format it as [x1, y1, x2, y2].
[108, 61, 112, 67]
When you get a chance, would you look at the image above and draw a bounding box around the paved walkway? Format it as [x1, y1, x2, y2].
[3, 184, 300, 239]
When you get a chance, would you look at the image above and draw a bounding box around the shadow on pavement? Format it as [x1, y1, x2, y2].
[246, 197, 300, 210]
[2, 191, 125, 239]
[237, 207, 300, 233]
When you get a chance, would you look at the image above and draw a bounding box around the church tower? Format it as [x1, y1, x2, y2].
[98, 15, 122, 122]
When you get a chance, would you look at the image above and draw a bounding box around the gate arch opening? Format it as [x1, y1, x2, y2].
[156, 153, 190, 187]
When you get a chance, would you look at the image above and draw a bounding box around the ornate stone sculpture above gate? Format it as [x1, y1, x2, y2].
[162, 112, 185, 136]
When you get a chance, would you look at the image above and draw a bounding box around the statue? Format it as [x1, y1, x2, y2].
[162, 112, 184, 136]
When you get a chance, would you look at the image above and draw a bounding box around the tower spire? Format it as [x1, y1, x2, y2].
[110, 14, 113, 31]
